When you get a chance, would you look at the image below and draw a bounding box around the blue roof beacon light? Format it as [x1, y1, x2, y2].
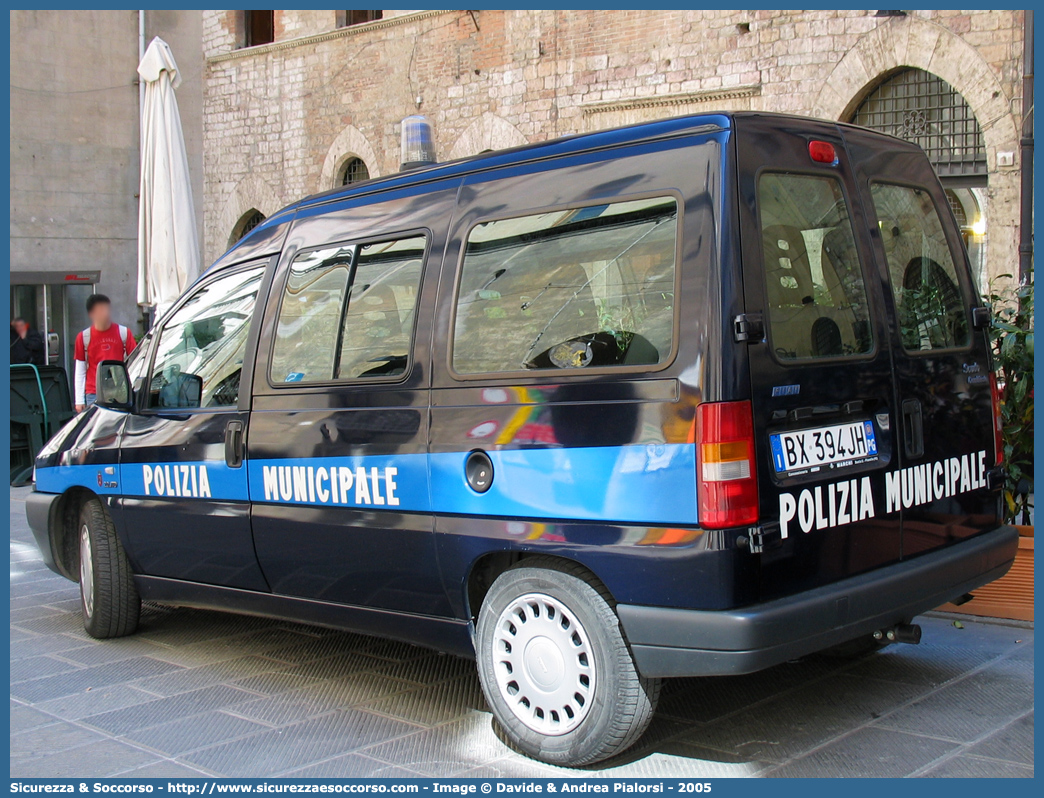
[400, 115, 437, 171]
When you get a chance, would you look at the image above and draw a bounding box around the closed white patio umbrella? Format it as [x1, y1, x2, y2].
[137, 37, 200, 318]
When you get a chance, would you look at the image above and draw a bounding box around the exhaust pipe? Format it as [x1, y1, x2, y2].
[873, 623, 922, 645]
[892, 623, 921, 645]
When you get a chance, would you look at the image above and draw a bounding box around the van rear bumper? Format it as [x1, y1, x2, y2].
[618, 525, 1018, 678]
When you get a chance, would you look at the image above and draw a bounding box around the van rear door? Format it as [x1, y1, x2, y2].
[734, 115, 901, 599]
[843, 127, 1002, 556]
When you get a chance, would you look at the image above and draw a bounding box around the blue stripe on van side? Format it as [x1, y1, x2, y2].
[246, 454, 430, 513]
[34, 461, 250, 502]
[35, 442, 699, 526]
[123, 461, 249, 502]
[429, 444, 697, 525]
[35, 464, 123, 497]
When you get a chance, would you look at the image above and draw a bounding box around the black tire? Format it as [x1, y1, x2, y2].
[475, 558, 660, 767]
[78, 498, 140, 639]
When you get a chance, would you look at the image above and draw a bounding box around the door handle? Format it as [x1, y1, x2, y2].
[901, 398, 924, 459]
[225, 420, 245, 468]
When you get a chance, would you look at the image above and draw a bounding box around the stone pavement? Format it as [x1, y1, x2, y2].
[9, 487, 1034, 778]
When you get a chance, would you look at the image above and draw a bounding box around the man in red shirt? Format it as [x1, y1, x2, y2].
[74, 294, 137, 411]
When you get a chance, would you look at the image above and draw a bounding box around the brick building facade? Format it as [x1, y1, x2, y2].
[201, 10, 1028, 291]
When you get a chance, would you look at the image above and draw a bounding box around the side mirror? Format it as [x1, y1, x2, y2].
[95, 360, 134, 411]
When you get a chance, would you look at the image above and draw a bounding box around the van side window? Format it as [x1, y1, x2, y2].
[453, 197, 678, 375]
[270, 234, 426, 384]
[757, 173, 874, 360]
[869, 183, 970, 351]
[148, 266, 266, 409]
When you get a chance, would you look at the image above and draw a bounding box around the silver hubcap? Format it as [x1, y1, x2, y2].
[492, 592, 595, 735]
[79, 524, 94, 618]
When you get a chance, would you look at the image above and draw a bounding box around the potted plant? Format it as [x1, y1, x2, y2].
[942, 273, 1034, 621]
[992, 272, 1034, 521]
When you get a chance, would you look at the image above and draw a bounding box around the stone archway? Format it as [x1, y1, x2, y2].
[447, 112, 529, 161]
[813, 19, 1018, 157]
[318, 124, 381, 190]
[812, 17, 1021, 287]
[229, 208, 266, 247]
[215, 174, 282, 260]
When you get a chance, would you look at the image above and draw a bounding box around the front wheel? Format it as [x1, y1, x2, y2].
[475, 558, 660, 766]
[79, 498, 141, 639]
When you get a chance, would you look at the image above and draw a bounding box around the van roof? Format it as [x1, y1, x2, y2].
[298, 111, 733, 212]
[217, 111, 911, 269]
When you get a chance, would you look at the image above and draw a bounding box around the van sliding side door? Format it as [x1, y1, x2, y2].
[734, 116, 901, 600]
[245, 186, 460, 618]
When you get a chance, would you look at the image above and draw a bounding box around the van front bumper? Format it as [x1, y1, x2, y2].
[618, 525, 1018, 678]
[25, 490, 64, 577]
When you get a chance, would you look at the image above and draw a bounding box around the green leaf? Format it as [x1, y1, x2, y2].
[1014, 377, 1028, 404]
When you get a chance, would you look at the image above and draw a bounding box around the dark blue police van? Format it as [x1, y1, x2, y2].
[28, 112, 1017, 766]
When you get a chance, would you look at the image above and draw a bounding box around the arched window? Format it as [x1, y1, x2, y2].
[230, 209, 266, 246]
[945, 186, 988, 292]
[945, 189, 969, 228]
[338, 157, 370, 186]
[851, 68, 987, 183]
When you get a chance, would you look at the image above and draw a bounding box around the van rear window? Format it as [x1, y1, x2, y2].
[869, 183, 970, 352]
[756, 173, 874, 360]
[452, 197, 678, 375]
[270, 234, 426, 384]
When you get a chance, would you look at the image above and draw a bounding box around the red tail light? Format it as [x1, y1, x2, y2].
[808, 140, 838, 164]
[696, 401, 759, 529]
[989, 372, 1004, 464]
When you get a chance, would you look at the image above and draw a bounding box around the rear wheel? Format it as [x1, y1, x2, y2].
[475, 558, 659, 766]
[79, 498, 140, 639]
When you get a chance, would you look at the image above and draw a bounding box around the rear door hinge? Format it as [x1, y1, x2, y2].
[971, 306, 991, 330]
[741, 522, 781, 554]
[733, 313, 765, 344]
[747, 527, 765, 554]
[986, 466, 1006, 492]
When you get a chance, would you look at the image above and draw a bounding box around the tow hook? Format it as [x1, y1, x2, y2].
[874, 623, 922, 645]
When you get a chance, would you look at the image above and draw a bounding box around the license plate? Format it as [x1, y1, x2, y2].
[770, 421, 878, 475]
